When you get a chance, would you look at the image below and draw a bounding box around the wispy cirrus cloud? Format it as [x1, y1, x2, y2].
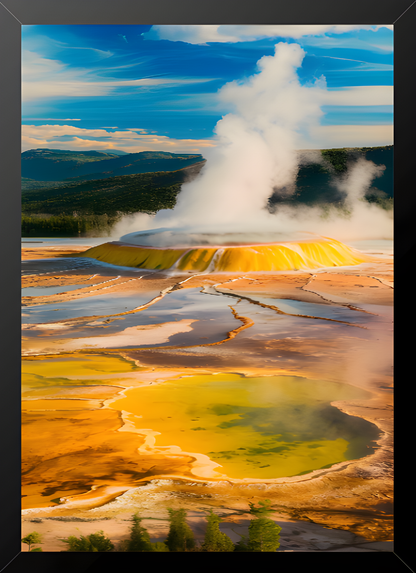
[22, 49, 217, 101]
[320, 56, 393, 73]
[144, 24, 393, 44]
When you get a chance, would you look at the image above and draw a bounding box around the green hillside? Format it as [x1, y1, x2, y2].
[22, 149, 204, 182]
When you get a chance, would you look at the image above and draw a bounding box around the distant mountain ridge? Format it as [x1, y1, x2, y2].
[21, 149, 205, 182]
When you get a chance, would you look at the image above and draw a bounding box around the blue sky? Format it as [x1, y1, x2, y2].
[22, 24, 393, 153]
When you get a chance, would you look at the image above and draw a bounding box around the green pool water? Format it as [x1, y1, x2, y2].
[110, 373, 380, 479]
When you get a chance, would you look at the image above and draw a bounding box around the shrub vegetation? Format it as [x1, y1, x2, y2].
[63, 531, 114, 552]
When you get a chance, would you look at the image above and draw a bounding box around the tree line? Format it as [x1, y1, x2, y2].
[21, 213, 120, 237]
[22, 500, 282, 553]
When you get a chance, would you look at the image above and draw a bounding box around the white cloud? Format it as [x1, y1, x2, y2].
[21, 124, 217, 154]
[324, 85, 393, 106]
[306, 124, 393, 149]
[144, 24, 393, 44]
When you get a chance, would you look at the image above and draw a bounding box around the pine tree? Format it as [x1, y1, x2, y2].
[201, 511, 234, 552]
[235, 501, 281, 552]
[165, 508, 196, 552]
[127, 513, 154, 552]
[22, 532, 42, 552]
[247, 517, 281, 552]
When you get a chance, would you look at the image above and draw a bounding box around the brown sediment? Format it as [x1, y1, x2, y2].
[301, 273, 393, 307]
[21, 246, 91, 260]
[22, 273, 99, 288]
[209, 271, 392, 313]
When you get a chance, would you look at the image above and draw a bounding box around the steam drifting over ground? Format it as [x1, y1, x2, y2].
[112, 43, 392, 246]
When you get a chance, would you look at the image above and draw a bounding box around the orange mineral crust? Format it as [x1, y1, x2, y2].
[21, 407, 197, 510]
[81, 237, 368, 272]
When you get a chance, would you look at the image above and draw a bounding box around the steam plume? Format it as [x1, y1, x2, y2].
[113, 42, 392, 243]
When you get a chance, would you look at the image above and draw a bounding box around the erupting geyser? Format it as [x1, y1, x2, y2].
[81, 229, 368, 273]
[81, 42, 386, 273]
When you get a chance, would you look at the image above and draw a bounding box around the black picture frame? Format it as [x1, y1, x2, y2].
[0, 0, 412, 569]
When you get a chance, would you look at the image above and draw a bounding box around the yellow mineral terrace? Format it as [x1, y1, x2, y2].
[80, 238, 368, 273]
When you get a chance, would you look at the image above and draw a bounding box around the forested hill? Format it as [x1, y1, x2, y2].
[268, 145, 393, 209]
[21, 162, 205, 216]
[21, 149, 205, 182]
